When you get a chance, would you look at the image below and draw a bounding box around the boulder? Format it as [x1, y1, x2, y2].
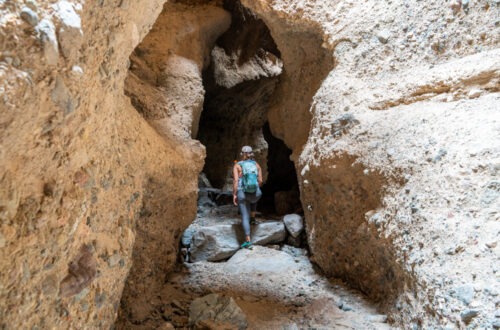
[251, 222, 286, 246]
[189, 225, 241, 262]
[188, 222, 286, 262]
[189, 294, 247, 330]
[283, 214, 304, 238]
[224, 246, 301, 275]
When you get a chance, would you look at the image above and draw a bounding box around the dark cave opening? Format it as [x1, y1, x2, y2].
[196, 0, 301, 216]
[258, 122, 301, 215]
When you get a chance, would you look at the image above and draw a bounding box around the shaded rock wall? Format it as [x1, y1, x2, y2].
[0, 1, 203, 328]
[243, 0, 499, 328]
[117, 2, 230, 327]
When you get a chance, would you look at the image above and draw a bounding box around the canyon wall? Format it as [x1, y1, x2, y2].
[0, 0, 205, 328]
[1, 0, 499, 329]
[243, 0, 499, 328]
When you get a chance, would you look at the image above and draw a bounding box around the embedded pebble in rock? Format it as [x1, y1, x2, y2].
[54, 0, 83, 61]
[377, 29, 392, 44]
[35, 19, 59, 65]
[468, 89, 482, 99]
[461, 309, 480, 323]
[20, 7, 39, 27]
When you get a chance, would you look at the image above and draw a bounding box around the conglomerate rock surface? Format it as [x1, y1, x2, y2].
[0, 0, 204, 328]
[0, 0, 499, 329]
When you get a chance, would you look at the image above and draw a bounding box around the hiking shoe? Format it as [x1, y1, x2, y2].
[241, 241, 252, 249]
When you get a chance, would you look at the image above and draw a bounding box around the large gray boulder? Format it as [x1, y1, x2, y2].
[189, 293, 247, 330]
[187, 222, 287, 262]
[189, 225, 241, 262]
[223, 246, 301, 275]
[252, 222, 286, 245]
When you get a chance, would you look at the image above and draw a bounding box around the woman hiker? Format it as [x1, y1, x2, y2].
[233, 145, 263, 249]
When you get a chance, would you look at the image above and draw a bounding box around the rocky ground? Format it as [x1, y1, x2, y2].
[118, 195, 393, 329]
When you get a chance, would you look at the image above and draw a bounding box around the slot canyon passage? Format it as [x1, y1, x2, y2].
[0, 0, 499, 328]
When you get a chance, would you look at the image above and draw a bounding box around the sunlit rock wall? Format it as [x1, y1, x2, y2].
[244, 0, 499, 328]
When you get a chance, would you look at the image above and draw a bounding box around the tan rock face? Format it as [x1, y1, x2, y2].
[0, 0, 203, 328]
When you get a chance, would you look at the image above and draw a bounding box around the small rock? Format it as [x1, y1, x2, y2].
[468, 89, 482, 99]
[377, 29, 392, 44]
[451, 0, 462, 14]
[71, 65, 84, 76]
[283, 214, 304, 238]
[108, 254, 121, 267]
[367, 314, 388, 323]
[74, 288, 89, 301]
[94, 292, 106, 308]
[461, 309, 479, 323]
[53, 1, 83, 61]
[189, 294, 247, 330]
[36, 19, 59, 66]
[20, 7, 39, 26]
[51, 75, 75, 114]
[486, 241, 497, 249]
[433, 149, 447, 163]
[331, 113, 360, 137]
[41, 274, 58, 295]
[455, 284, 475, 305]
[342, 304, 353, 312]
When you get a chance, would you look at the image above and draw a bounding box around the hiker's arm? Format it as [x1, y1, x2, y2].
[257, 163, 263, 187]
[232, 164, 240, 205]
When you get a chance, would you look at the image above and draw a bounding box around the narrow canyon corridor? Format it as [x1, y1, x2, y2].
[0, 0, 499, 329]
[116, 192, 392, 329]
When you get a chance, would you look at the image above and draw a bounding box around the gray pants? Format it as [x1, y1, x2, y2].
[237, 188, 262, 237]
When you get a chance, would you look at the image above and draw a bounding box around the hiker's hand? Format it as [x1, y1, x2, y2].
[233, 194, 237, 206]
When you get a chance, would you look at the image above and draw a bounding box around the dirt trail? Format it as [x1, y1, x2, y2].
[125, 204, 393, 329]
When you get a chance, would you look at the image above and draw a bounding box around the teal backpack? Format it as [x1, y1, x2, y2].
[239, 160, 258, 193]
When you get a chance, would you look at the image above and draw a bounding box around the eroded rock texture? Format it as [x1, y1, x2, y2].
[243, 0, 499, 328]
[1, 0, 499, 329]
[0, 1, 203, 328]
